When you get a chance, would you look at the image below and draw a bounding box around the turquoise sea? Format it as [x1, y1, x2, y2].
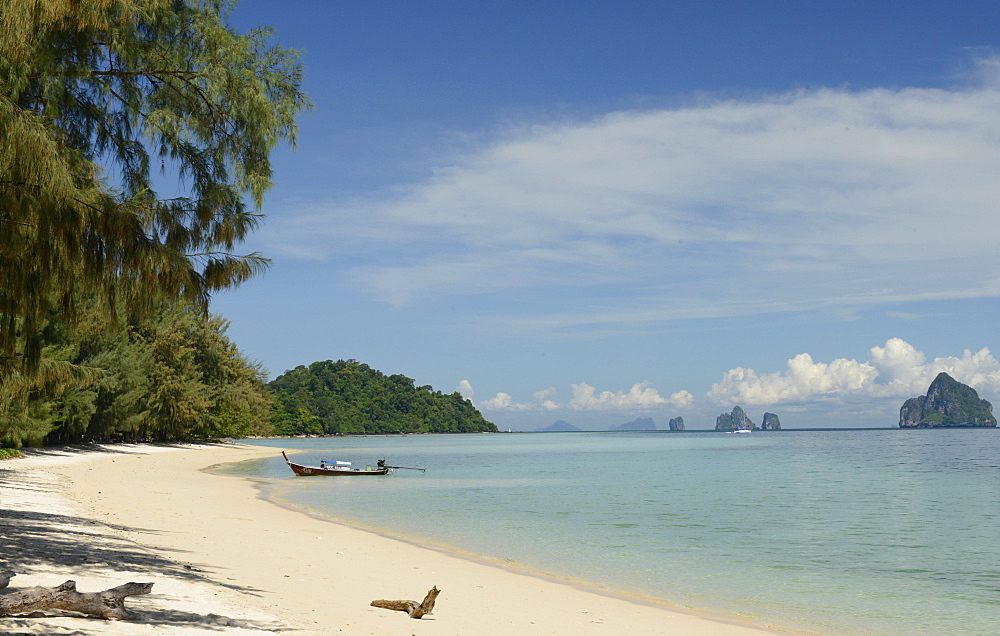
[219, 430, 1000, 634]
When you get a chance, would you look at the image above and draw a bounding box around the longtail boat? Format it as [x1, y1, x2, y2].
[281, 451, 391, 476]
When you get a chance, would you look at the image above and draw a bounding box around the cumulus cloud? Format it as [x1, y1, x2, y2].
[456, 379, 474, 400]
[267, 59, 1000, 332]
[869, 339, 1000, 397]
[478, 386, 561, 411]
[669, 389, 695, 409]
[567, 381, 686, 410]
[709, 338, 1000, 406]
[531, 386, 560, 410]
[473, 381, 691, 412]
[708, 355, 878, 405]
[479, 392, 516, 410]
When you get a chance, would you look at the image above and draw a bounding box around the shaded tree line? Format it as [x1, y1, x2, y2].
[0, 299, 272, 447]
[268, 360, 497, 434]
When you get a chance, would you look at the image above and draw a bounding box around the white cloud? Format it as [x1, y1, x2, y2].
[709, 338, 1000, 406]
[872, 340, 1000, 397]
[568, 381, 691, 411]
[708, 355, 878, 405]
[477, 386, 560, 411]
[473, 381, 691, 412]
[480, 392, 516, 410]
[531, 386, 560, 410]
[456, 379, 474, 400]
[867, 338, 927, 396]
[267, 58, 1000, 333]
[669, 389, 695, 409]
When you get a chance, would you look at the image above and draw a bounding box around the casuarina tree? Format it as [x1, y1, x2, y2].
[0, 0, 308, 379]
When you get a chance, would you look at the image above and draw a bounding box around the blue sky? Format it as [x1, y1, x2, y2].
[215, 1, 1000, 430]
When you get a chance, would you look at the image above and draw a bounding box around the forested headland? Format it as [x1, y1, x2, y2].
[268, 360, 497, 435]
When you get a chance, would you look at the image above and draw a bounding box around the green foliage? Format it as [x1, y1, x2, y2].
[0, 298, 273, 447]
[1, 0, 307, 377]
[0, 448, 22, 459]
[919, 411, 946, 425]
[268, 360, 498, 435]
[0, 330, 101, 447]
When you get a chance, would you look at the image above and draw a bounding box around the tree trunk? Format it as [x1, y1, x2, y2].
[370, 585, 440, 619]
[0, 571, 153, 620]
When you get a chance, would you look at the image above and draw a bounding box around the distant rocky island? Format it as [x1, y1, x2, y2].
[715, 406, 753, 430]
[535, 420, 581, 432]
[715, 406, 781, 430]
[534, 411, 782, 432]
[609, 417, 657, 431]
[899, 372, 997, 428]
[537, 417, 692, 431]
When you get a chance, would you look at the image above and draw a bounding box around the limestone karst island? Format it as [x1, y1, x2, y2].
[714, 406, 781, 430]
[899, 372, 997, 428]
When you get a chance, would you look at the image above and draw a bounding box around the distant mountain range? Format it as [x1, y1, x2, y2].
[535, 420, 581, 432]
[535, 417, 662, 432]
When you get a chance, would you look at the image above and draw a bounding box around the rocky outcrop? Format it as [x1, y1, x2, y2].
[715, 406, 755, 430]
[898, 397, 923, 427]
[668, 416, 685, 431]
[899, 373, 997, 428]
[761, 412, 781, 430]
[610, 417, 657, 431]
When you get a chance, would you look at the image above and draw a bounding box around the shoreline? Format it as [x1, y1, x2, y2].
[253, 476, 706, 618]
[1, 443, 784, 634]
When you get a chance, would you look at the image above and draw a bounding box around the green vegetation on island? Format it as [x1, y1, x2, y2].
[268, 360, 497, 435]
[899, 372, 997, 428]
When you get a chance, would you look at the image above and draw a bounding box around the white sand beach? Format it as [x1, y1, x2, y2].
[0, 443, 781, 634]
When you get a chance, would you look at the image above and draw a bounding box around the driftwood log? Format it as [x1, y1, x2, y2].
[0, 571, 153, 620]
[370, 585, 440, 619]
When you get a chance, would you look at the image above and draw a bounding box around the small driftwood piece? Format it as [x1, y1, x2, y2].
[0, 571, 153, 620]
[370, 585, 440, 619]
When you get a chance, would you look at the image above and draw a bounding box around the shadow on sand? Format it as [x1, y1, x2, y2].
[0, 446, 291, 632]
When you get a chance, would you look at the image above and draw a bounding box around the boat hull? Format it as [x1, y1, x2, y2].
[282, 451, 390, 476]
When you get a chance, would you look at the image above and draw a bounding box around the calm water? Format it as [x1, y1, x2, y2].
[221, 430, 1000, 634]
